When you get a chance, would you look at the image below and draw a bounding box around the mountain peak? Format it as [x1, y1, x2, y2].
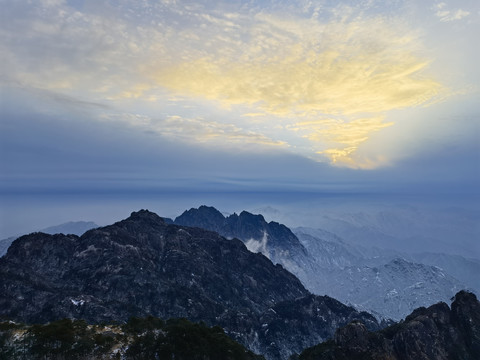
[174, 205, 226, 233]
[453, 289, 477, 304]
[128, 209, 164, 221]
[117, 210, 168, 230]
[239, 210, 266, 222]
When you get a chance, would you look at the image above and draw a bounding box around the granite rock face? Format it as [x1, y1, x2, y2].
[298, 290, 480, 360]
[174, 206, 318, 296]
[175, 206, 308, 261]
[0, 210, 379, 360]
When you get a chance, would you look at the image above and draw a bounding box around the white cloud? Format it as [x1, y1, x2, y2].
[98, 112, 287, 151]
[434, 2, 471, 22]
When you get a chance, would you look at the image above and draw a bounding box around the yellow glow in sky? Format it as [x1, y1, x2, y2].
[2, 1, 460, 169]
[151, 15, 444, 168]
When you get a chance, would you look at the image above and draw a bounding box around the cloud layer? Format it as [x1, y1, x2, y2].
[1, 0, 476, 168]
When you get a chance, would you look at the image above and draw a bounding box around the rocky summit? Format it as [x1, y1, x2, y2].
[0, 210, 379, 360]
[174, 205, 308, 261]
[298, 290, 480, 360]
[174, 206, 320, 297]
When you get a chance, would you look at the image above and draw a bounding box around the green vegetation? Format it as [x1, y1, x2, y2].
[0, 317, 264, 360]
[124, 317, 263, 360]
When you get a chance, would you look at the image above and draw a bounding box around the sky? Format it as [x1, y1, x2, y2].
[0, 0, 479, 245]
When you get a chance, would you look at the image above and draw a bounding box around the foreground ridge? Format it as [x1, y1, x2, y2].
[0, 316, 265, 359]
[297, 290, 480, 360]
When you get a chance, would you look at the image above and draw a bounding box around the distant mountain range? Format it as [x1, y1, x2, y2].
[294, 227, 475, 320]
[255, 205, 479, 259]
[0, 221, 98, 257]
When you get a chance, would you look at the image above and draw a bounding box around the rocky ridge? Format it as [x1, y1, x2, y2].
[174, 206, 320, 299]
[173, 206, 470, 321]
[298, 290, 480, 360]
[0, 210, 379, 360]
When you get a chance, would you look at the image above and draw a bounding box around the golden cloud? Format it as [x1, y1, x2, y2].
[155, 15, 442, 113]
[150, 14, 444, 167]
[293, 116, 394, 168]
[156, 116, 288, 149]
[4, 1, 446, 168]
[100, 112, 287, 150]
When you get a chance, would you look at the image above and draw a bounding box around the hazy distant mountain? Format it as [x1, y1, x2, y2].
[311, 207, 479, 259]
[0, 237, 16, 258]
[0, 221, 98, 257]
[0, 210, 379, 360]
[40, 221, 98, 236]
[295, 227, 479, 293]
[298, 290, 480, 360]
[294, 228, 470, 320]
[409, 252, 480, 294]
[319, 258, 464, 321]
[294, 226, 402, 264]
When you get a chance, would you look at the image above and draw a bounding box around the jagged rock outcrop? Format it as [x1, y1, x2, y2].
[174, 206, 319, 295]
[175, 206, 307, 261]
[0, 210, 380, 360]
[298, 290, 480, 360]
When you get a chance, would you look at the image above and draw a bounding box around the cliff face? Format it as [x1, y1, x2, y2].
[174, 206, 308, 261]
[0, 210, 379, 360]
[174, 206, 319, 299]
[298, 290, 480, 360]
[0, 210, 305, 323]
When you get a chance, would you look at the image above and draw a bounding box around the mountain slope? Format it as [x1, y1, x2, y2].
[175, 206, 308, 262]
[294, 228, 469, 320]
[174, 206, 319, 296]
[321, 258, 465, 321]
[0, 210, 379, 360]
[409, 252, 480, 294]
[298, 290, 480, 360]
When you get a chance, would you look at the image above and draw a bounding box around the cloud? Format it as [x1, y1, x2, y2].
[155, 49, 440, 116]
[291, 116, 394, 168]
[99, 113, 287, 150]
[158, 116, 288, 149]
[0, 0, 447, 168]
[152, 12, 443, 167]
[434, 3, 471, 22]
